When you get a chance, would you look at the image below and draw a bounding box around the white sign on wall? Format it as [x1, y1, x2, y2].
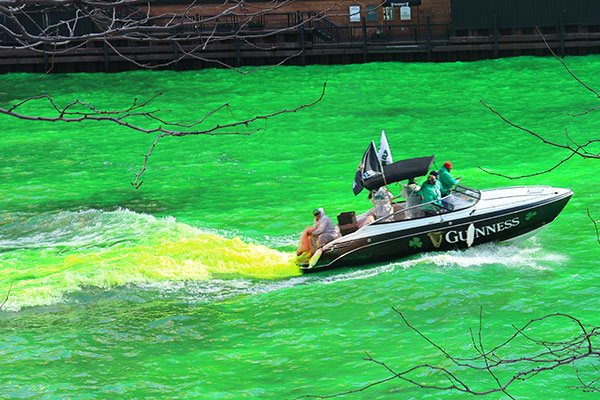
[384, 7, 394, 21]
[349, 6, 361, 22]
[400, 6, 411, 20]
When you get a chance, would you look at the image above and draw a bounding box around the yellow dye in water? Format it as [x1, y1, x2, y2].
[1, 232, 300, 310]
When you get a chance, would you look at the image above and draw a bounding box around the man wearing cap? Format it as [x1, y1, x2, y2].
[418, 174, 442, 216]
[438, 161, 459, 196]
[401, 177, 421, 218]
[307, 208, 338, 253]
[429, 170, 443, 195]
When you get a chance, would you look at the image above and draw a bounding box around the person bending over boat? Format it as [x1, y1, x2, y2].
[401, 178, 422, 219]
[355, 186, 394, 226]
[370, 186, 394, 222]
[438, 161, 459, 196]
[297, 208, 339, 259]
[418, 174, 442, 216]
[308, 208, 338, 252]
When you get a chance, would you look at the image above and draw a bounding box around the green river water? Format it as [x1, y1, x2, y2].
[0, 56, 598, 399]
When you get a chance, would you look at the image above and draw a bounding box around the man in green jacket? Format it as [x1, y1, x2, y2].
[438, 161, 459, 196]
[418, 174, 441, 216]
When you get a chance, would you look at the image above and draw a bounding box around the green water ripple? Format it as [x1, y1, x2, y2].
[1, 56, 599, 399]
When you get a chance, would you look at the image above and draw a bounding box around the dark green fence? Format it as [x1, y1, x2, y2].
[451, 0, 600, 30]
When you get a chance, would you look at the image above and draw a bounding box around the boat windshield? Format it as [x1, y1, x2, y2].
[368, 185, 481, 225]
[441, 185, 481, 212]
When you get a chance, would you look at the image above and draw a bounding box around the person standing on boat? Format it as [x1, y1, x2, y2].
[418, 174, 442, 216]
[438, 161, 459, 196]
[401, 178, 421, 218]
[307, 208, 338, 253]
[371, 186, 394, 222]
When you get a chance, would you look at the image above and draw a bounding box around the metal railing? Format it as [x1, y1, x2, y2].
[369, 185, 480, 226]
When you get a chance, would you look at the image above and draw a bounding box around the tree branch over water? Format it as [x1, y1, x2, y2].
[299, 310, 600, 399]
[0, 0, 346, 69]
[588, 209, 600, 245]
[478, 28, 600, 180]
[0, 0, 347, 186]
[0, 82, 326, 188]
[0, 283, 12, 310]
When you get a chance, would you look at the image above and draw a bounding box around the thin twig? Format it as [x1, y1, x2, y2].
[588, 209, 600, 245]
[300, 312, 600, 399]
[536, 26, 600, 98]
[131, 82, 327, 188]
[478, 152, 577, 179]
[0, 283, 12, 310]
[478, 28, 600, 180]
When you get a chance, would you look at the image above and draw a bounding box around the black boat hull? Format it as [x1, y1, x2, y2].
[301, 191, 571, 273]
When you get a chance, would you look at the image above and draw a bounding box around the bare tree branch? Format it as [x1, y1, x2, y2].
[0, 0, 350, 70]
[472, 307, 516, 399]
[130, 81, 326, 188]
[571, 363, 600, 393]
[535, 27, 600, 98]
[478, 150, 578, 180]
[479, 29, 600, 180]
[0, 283, 12, 310]
[0, 82, 326, 187]
[479, 100, 600, 170]
[300, 311, 600, 399]
[588, 209, 600, 245]
[0, 0, 347, 186]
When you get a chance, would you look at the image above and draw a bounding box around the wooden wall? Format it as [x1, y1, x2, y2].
[148, 0, 452, 28]
[417, 0, 451, 24]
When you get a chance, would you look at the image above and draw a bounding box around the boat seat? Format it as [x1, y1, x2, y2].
[337, 211, 359, 235]
[392, 202, 407, 221]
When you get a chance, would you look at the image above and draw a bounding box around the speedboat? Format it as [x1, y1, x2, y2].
[298, 150, 573, 273]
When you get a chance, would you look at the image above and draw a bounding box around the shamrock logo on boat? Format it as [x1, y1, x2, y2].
[409, 237, 423, 249]
[525, 211, 538, 221]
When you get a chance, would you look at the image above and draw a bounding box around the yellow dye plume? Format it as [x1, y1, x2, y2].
[0, 232, 301, 311]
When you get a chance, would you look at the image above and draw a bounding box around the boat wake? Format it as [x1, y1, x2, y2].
[299, 241, 567, 287]
[0, 209, 300, 311]
[0, 209, 566, 311]
[390, 241, 567, 271]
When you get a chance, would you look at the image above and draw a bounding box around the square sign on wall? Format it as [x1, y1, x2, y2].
[350, 6, 361, 22]
[400, 6, 411, 20]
